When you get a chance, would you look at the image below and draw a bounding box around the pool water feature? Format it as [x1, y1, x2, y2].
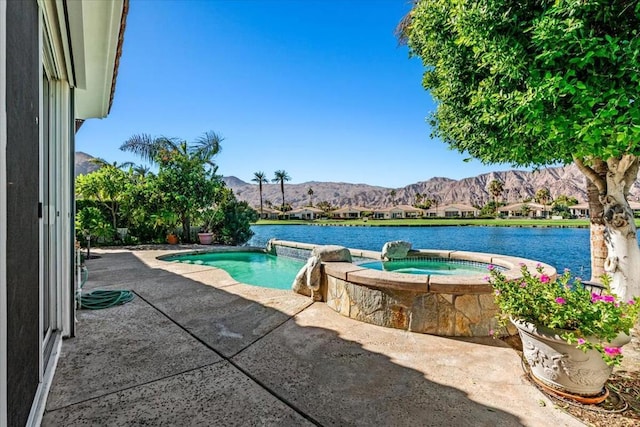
[164, 251, 305, 290]
[358, 259, 489, 276]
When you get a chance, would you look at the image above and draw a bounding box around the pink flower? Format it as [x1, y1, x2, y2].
[519, 282, 527, 288]
[489, 329, 494, 336]
[603, 295, 615, 303]
[591, 293, 602, 302]
[495, 289, 501, 296]
[487, 264, 495, 271]
[518, 262, 526, 267]
[577, 338, 586, 345]
[629, 299, 636, 305]
[540, 275, 550, 283]
[555, 297, 566, 305]
[483, 276, 490, 282]
[604, 347, 622, 356]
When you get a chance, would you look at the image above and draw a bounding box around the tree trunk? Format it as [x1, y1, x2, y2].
[181, 215, 191, 243]
[585, 160, 607, 281]
[576, 155, 640, 300]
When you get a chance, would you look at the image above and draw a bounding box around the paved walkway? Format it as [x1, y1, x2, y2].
[42, 248, 586, 426]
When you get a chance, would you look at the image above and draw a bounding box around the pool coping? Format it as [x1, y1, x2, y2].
[155, 240, 556, 337]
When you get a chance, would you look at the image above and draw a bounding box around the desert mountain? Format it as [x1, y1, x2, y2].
[75, 151, 101, 177]
[75, 152, 640, 208]
[225, 165, 640, 209]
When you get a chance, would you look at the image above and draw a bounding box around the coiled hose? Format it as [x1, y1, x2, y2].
[76, 264, 135, 310]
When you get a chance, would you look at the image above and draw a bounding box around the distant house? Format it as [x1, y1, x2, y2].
[424, 204, 479, 218]
[257, 207, 281, 220]
[373, 205, 424, 219]
[1, 1, 127, 424]
[331, 206, 369, 219]
[570, 201, 640, 218]
[289, 206, 324, 220]
[570, 202, 590, 218]
[498, 202, 549, 218]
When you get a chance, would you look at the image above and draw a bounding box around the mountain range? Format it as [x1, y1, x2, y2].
[224, 164, 640, 209]
[75, 152, 640, 209]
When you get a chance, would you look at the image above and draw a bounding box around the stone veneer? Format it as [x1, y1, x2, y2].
[271, 240, 556, 337]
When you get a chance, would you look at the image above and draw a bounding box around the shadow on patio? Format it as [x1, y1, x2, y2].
[42, 249, 582, 426]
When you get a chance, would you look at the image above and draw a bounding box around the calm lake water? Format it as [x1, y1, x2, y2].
[248, 224, 605, 278]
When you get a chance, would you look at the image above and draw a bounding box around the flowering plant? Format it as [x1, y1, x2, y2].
[488, 264, 640, 366]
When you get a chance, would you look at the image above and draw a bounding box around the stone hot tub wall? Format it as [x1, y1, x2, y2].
[269, 240, 556, 337]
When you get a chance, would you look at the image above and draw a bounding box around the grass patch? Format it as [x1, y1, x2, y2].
[253, 218, 598, 228]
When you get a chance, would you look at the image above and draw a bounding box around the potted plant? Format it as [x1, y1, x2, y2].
[196, 207, 221, 245]
[152, 210, 180, 244]
[488, 264, 640, 401]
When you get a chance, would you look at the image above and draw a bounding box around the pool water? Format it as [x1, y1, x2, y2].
[165, 251, 305, 290]
[358, 259, 488, 276]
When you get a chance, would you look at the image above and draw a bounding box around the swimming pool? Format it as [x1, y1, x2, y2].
[164, 251, 305, 290]
[358, 259, 489, 276]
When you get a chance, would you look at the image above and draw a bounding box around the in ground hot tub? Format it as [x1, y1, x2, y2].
[356, 258, 492, 276]
[269, 240, 556, 337]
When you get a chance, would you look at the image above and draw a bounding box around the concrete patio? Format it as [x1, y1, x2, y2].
[42, 247, 587, 426]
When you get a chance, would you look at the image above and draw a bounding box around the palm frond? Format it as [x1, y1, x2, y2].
[192, 131, 224, 162]
[121, 134, 179, 163]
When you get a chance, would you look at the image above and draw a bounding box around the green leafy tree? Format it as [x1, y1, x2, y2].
[554, 195, 579, 207]
[272, 170, 291, 212]
[121, 131, 225, 242]
[216, 199, 259, 245]
[252, 171, 269, 217]
[76, 164, 129, 232]
[316, 200, 334, 213]
[75, 207, 113, 259]
[402, 1, 640, 298]
[552, 194, 579, 219]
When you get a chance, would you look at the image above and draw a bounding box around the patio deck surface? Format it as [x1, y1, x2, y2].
[42, 247, 587, 426]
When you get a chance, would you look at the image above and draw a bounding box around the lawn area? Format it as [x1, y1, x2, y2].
[254, 218, 598, 227]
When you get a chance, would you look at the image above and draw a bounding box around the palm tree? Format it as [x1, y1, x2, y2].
[89, 157, 134, 170]
[535, 187, 552, 218]
[120, 130, 223, 172]
[415, 193, 423, 207]
[307, 187, 314, 206]
[272, 170, 291, 211]
[131, 164, 151, 182]
[252, 171, 269, 217]
[488, 179, 504, 214]
[191, 130, 224, 170]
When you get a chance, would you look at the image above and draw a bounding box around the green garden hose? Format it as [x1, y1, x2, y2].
[76, 264, 135, 310]
[77, 289, 135, 310]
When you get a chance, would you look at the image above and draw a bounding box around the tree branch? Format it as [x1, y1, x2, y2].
[573, 156, 606, 193]
[621, 155, 640, 196]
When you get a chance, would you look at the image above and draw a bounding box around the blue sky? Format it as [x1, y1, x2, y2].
[77, 0, 514, 188]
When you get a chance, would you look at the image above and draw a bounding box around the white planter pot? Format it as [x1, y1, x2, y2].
[511, 318, 630, 397]
[197, 232, 214, 245]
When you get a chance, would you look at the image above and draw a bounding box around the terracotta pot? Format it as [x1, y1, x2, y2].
[166, 233, 179, 245]
[197, 232, 214, 245]
[511, 318, 630, 397]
